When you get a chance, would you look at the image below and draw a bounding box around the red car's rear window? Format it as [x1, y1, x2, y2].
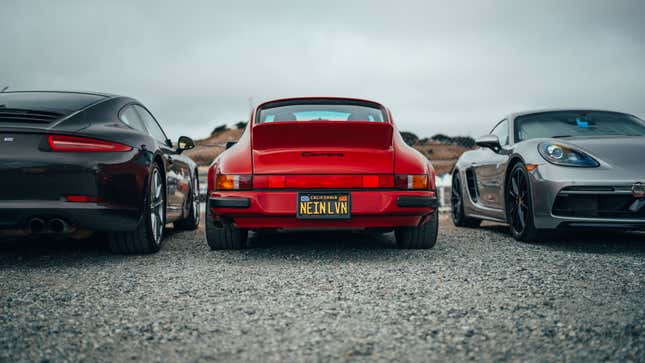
[257, 99, 387, 123]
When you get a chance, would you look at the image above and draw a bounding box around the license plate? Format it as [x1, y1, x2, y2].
[297, 192, 351, 219]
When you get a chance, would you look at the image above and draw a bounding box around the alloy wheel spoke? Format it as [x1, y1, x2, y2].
[151, 214, 158, 238]
[517, 207, 526, 229]
[512, 176, 519, 195]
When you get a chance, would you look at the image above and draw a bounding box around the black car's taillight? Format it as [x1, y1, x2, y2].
[48, 135, 132, 152]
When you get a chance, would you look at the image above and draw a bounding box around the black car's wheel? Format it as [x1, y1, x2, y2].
[174, 173, 200, 231]
[506, 163, 541, 242]
[395, 211, 439, 249]
[110, 164, 165, 254]
[205, 207, 248, 250]
[451, 173, 481, 227]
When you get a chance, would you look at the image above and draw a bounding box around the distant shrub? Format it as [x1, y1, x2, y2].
[211, 124, 229, 135]
[431, 134, 451, 143]
[400, 131, 419, 146]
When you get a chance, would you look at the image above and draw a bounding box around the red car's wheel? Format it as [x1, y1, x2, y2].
[395, 211, 439, 249]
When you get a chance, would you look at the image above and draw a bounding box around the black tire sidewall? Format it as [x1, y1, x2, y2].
[507, 163, 537, 241]
[452, 174, 465, 225]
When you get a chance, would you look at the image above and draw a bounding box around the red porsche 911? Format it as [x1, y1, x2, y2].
[205, 97, 439, 249]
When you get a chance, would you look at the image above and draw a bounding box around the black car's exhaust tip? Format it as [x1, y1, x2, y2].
[48, 218, 69, 234]
[28, 218, 46, 233]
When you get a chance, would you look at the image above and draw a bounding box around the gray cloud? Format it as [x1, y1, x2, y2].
[2, 0, 644, 140]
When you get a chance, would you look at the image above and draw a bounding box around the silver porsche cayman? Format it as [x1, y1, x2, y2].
[452, 109, 645, 241]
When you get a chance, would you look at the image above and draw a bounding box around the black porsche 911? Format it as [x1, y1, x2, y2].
[0, 91, 200, 254]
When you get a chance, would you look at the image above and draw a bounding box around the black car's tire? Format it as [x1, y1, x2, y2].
[109, 164, 165, 254]
[451, 173, 481, 227]
[174, 174, 200, 231]
[205, 207, 248, 250]
[395, 211, 439, 249]
[506, 162, 542, 242]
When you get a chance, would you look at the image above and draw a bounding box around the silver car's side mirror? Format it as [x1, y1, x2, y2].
[476, 135, 502, 152]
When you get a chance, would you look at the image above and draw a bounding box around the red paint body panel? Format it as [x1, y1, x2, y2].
[252, 121, 394, 174]
[207, 97, 437, 230]
[253, 148, 393, 174]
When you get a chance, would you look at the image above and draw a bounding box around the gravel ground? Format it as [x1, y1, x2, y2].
[1, 215, 644, 362]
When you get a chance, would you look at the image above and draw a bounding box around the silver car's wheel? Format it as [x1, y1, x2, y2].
[451, 173, 481, 227]
[506, 163, 540, 242]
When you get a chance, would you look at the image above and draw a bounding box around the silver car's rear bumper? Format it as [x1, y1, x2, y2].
[530, 163, 645, 230]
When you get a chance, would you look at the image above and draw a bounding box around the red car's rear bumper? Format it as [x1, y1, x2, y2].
[208, 190, 438, 229]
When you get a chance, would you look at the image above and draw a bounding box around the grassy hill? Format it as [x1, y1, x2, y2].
[185, 128, 473, 175]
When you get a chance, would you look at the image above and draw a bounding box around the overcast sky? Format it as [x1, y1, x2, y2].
[2, 0, 645, 140]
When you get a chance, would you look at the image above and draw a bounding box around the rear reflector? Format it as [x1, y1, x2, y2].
[65, 195, 98, 203]
[48, 135, 132, 152]
[395, 175, 429, 190]
[253, 175, 394, 189]
[216, 174, 253, 190]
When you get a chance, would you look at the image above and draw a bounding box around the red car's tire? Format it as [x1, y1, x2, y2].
[395, 211, 439, 249]
[205, 207, 248, 250]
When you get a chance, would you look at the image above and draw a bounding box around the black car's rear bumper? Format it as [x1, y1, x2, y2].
[0, 200, 140, 231]
[0, 141, 149, 233]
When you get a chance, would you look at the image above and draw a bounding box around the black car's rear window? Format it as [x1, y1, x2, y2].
[0, 92, 107, 116]
[257, 99, 388, 123]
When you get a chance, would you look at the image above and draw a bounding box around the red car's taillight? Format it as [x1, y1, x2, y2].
[215, 174, 253, 190]
[48, 135, 133, 152]
[395, 175, 429, 190]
